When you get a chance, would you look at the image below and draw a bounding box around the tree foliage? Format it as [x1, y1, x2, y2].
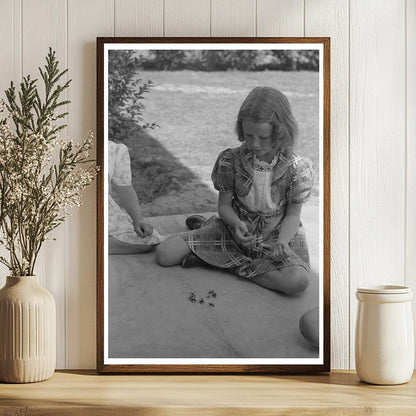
[141, 50, 320, 71]
[108, 50, 157, 143]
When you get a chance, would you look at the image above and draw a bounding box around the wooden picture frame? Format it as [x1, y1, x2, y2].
[97, 37, 330, 373]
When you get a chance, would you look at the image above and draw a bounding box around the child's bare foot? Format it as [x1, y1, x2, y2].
[182, 253, 206, 268]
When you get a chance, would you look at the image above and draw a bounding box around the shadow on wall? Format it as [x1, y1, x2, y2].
[120, 118, 218, 217]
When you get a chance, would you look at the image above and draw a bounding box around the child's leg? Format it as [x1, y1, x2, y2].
[299, 307, 319, 347]
[109, 236, 154, 255]
[156, 235, 191, 266]
[253, 266, 310, 294]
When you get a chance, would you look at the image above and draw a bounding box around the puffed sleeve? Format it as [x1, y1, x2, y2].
[111, 143, 132, 186]
[211, 149, 235, 192]
[287, 157, 314, 204]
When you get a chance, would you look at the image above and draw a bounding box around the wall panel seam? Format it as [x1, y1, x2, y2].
[20, 0, 23, 79]
[404, 0, 407, 285]
[65, 0, 69, 369]
[348, 0, 351, 370]
[303, 0, 305, 37]
[209, 0, 211, 37]
[163, 0, 165, 37]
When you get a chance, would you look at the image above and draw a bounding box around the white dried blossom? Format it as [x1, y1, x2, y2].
[0, 120, 96, 274]
[0, 49, 98, 276]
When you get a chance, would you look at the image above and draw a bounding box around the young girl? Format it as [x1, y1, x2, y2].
[156, 86, 314, 294]
[108, 140, 162, 254]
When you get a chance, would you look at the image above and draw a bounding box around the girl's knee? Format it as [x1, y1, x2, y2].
[254, 267, 309, 294]
[155, 242, 171, 266]
[286, 267, 310, 293]
[299, 307, 319, 347]
[156, 236, 190, 267]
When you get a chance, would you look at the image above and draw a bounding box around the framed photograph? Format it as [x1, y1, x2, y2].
[97, 37, 330, 373]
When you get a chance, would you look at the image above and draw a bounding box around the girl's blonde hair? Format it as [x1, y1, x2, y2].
[235, 86, 298, 154]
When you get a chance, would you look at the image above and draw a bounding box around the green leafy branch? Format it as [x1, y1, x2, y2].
[0, 48, 96, 276]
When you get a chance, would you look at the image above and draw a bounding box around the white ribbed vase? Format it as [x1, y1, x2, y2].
[0, 276, 56, 383]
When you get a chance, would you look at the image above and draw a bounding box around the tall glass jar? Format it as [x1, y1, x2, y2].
[355, 285, 414, 385]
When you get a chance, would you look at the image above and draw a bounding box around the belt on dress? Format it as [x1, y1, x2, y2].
[233, 197, 281, 236]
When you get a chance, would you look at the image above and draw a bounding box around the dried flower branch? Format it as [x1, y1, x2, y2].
[0, 48, 96, 276]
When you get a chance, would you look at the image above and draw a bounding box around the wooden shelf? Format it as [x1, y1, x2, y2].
[0, 370, 415, 415]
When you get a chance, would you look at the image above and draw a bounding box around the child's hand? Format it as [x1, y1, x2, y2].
[274, 241, 291, 257]
[262, 241, 291, 258]
[232, 222, 255, 247]
[134, 221, 153, 238]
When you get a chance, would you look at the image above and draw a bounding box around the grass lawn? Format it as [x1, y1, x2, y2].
[125, 70, 320, 217]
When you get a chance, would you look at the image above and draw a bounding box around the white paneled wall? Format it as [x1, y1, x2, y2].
[0, 0, 414, 370]
[407, 0, 416, 355]
[305, 0, 350, 370]
[350, 0, 407, 368]
[66, 0, 114, 370]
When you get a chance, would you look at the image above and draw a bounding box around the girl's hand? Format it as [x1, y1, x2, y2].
[134, 221, 153, 238]
[274, 241, 291, 257]
[232, 222, 255, 247]
[262, 241, 291, 258]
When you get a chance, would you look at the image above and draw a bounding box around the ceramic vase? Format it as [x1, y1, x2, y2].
[0, 276, 56, 383]
[355, 285, 414, 385]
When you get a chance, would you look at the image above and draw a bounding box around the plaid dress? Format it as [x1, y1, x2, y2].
[186, 142, 314, 279]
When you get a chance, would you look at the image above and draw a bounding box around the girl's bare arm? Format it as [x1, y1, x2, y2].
[112, 184, 153, 237]
[277, 202, 302, 244]
[218, 192, 241, 228]
[218, 192, 254, 246]
[261, 202, 302, 257]
[113, 183, 144, 224]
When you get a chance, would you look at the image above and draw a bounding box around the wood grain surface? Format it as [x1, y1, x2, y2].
[0, 371, 415, 415]
[257, 0, 304, 37]
[211, 0, 256, 37]
[165, 0, 211, 37]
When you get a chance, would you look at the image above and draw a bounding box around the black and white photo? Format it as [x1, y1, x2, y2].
[97, 38, 330, 373]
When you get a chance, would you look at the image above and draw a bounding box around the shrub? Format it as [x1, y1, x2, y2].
[140, 50, 319, 71]
[108, 50, 157, 143]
